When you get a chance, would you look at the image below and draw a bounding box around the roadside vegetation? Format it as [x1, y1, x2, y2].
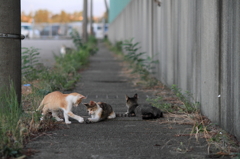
[105, 38, 240, 158]
[0, 30, 97, 158]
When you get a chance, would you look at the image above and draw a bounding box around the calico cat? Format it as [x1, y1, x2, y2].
[84, 101, 116, 123]
[118, 93, 163, 119]
[37, 91, 86, 124]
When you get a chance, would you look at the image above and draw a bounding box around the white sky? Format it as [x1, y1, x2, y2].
[21, 0, 109, 17]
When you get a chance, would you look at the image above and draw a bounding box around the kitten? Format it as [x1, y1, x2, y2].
[117, 93, 163, 119]
[84, 101, 116, 123]
[37, 91, 86, 124]
[125, 93, 139, 116]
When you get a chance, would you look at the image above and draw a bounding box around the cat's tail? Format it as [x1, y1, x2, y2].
[116, 113, 136, 117]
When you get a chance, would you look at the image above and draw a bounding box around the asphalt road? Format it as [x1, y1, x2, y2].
[22, 39, 74, 67]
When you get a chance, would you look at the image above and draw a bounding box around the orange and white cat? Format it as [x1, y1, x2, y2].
[84, 101, 116, 123]
[37, 91, 86, 124]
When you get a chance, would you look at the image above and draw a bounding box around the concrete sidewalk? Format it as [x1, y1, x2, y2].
[26, 42, 216, 159]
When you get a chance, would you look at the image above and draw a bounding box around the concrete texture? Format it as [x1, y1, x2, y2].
[25, 43, 215, 159]
[108, 0, 240, 140]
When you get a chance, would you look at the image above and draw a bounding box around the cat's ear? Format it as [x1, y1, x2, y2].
[125, 95, 129, 100]
[98, 102, 103, 108]
[134, 94, 138, 99]
[79, 95, 86, 99]
[84, 103, 89, 107]
[89, 101, 95, 105]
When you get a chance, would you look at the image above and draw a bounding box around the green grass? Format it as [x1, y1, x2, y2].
[146, 97, 173, 113]
[0, 83, 23, 158]
[146, 85, 200, 113]
[171, 84, 200, 113]
[106, 38, 159, 88]
[122, 38, 158, 82]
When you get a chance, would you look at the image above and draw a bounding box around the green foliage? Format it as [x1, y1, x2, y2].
[71, 29, 84, 49]
[105, 38, 159, 87]
[70, 29, 98, 55]
[122, 38, 159, 86]
[115, 41, 123, 52]
[146, 85, 200, 113]
[105, 40, 123, 55]
[21, 47, 43, 81]
[0, 83, 23, 157]
[171, 84, 200, 113]
[21, 31, 97, 94]
[146, 97, 173, 113]
[86, 36, 98, 55]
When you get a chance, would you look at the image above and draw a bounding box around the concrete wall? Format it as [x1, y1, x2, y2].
[108, 0, 240, 140]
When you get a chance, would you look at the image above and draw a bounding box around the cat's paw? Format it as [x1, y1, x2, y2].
[85, 119, 91, 124]
[56, 118, 64, 122]
[78, 118, 84, 123]
[65, 121, 72, 124]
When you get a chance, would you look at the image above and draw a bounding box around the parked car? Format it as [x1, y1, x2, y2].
[40, 25, 62, 36]
[94, 23, 108, 39]
[21, 23, 40, 39]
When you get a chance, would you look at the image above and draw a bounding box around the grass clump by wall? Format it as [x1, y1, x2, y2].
[106, 38, 159, 88]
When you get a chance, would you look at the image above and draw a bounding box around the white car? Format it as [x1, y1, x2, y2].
[21, 23, 40, 39]
[92, 23, 108, 39]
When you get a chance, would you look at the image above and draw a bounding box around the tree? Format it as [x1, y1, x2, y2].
[34, 10, 51, 23]
[82, 0, 88, 43]
[59, 10, 70, 23]
[89, 0, 94, 35]
[104, 0, 109, 21]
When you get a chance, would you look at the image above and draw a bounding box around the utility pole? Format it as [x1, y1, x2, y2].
[89, 0, 94, 36]
[104, 0, 109, 20]
[0, 0, 22, 105]
[82, 0, 88, 43]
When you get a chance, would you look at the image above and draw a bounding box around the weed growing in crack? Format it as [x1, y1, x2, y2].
[122, 38, 159, 86]
[70, 29, 98, 55]
[114, 41, 123, 53]
[146, 97, 173, 113]
[105, 40, 123, 55]
[171, 84, 200, 113]
[146, 85, 200, 114]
